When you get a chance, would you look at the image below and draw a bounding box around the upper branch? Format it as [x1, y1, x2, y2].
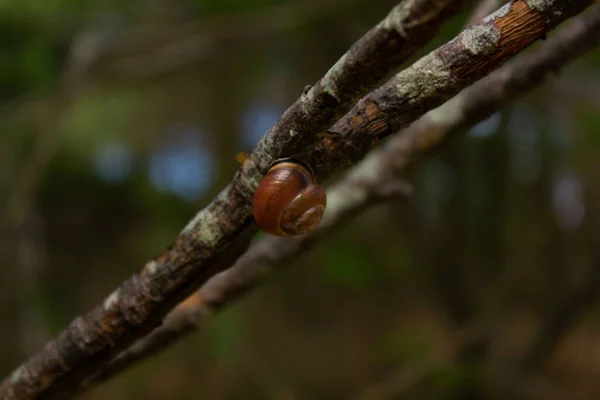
[308, 0, 594, 179]
[244, 0, 471, 175]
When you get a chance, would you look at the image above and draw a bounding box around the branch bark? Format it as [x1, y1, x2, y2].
[304, 0, 593, 181]
[77, 3, 600, 394]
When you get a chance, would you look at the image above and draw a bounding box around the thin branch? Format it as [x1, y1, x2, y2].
[0, 1, 473, 398]
[78, 4, 600, 393]
[304, 0, 593, 180]
[244, 0, 473, 174]
[78, 159, 413, 393]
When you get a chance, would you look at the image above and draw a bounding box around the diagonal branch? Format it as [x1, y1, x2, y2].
[78, 153, 415, 394]
[0, 1, 472, 398]
[304, 0, 593, 180]
[78, 4, 600, 393]
[1, 1, 594, 398]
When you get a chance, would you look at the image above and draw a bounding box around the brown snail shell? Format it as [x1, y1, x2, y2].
[252, 159, 326, 236]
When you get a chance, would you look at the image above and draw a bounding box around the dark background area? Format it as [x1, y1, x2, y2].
[2, 0, 600, 398]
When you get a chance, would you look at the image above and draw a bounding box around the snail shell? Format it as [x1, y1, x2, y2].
[252, 159, 326, 236]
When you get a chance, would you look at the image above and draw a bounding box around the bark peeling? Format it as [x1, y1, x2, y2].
[460, 24, 500, 55]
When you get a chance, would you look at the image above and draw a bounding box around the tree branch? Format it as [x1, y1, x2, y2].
[3, 1, 595, 398]
[77, 3, 600, 393]
[304, 0, 593, 180]
[78, 155, 414, 394]
[0, 1, 473, 398]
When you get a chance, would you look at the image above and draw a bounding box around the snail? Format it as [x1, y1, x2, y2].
[252, 158, 326, 236]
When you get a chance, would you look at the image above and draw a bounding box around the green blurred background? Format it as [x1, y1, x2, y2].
[2, 0, 600, 398]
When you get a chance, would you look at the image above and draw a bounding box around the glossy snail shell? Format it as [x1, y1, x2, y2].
[252, 159, 326, 236]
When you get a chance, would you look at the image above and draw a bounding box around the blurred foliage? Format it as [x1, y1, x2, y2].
[377, 330, 435, 365]
[0, 13, 65, 99]
[575, 103, 600, 149]
[205, 308, 247, 361]
[64, 88, 140, 152]
[322, 243, 376, 290]
[430, 363, 472, 394]
[190, 0, 291, 15]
